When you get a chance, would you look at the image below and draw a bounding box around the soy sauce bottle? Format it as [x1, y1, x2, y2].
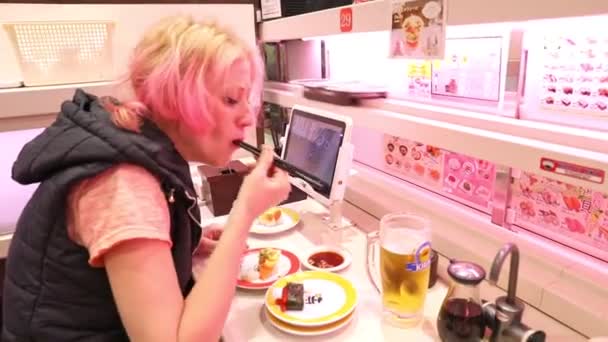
[437, 261, 486, 342]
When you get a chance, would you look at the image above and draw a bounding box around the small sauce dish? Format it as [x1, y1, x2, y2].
[302, 245, 352, 273]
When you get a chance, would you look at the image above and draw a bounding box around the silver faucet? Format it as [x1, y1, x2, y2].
[482, 243, 546, 342]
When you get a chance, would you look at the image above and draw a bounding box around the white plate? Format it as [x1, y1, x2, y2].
[203, 206, 301, 236]
[301, 245, 352, 273]
[250, 207, 301, 235]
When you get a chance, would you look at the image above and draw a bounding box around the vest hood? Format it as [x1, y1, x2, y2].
[12, 89, 192, 193]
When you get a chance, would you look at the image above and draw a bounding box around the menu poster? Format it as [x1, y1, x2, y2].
[442, 152, 496, 209]
[588, 191, 608, 245]
[431, 37, 503, 101]
[540, 34, 608, 115]
[511, 172, 608, 249]
[407, 61, 432, 98]
[382, 134, 444, 190]
[389, 0, 446, 60]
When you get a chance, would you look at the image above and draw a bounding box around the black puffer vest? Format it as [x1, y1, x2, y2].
[2, 89, 201, 341]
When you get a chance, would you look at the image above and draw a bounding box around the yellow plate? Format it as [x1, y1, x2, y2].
[251, 207, 301, 235]
[265, 271, 358, 327]
[264, 305, 355, 336]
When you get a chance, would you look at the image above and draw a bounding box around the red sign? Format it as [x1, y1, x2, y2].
[339, 8, 353, 32]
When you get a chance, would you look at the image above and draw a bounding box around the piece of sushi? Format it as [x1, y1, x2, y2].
[275, 282, 304, 312]
[258, 248, 280, 280]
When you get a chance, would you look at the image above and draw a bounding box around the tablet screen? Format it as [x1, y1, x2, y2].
[283, 109, 346, 198]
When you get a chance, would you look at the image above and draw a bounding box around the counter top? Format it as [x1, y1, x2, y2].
[193, 199, 587, 341]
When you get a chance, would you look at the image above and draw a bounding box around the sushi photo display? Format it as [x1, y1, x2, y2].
[541, 34, 608, 114]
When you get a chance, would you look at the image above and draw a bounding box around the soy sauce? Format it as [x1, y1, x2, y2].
[308, 251, 344, 268]
[437, 298, 484, 342]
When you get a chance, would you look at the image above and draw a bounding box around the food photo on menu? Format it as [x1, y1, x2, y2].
[382, 134, 445, 191]
[382, 134, 499, 211]
[540, 33, 608, 115]
[430, 37, 503, 102]
[390, 0, 446, 59]
[441, 152, 496, 210]
[511, 172, 608, 250]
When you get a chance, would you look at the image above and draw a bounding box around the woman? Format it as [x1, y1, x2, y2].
[2, 16, 291, 342]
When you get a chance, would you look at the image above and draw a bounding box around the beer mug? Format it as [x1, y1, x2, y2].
[367, 213, 431, 327]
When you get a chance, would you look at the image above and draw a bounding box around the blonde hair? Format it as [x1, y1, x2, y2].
[103, 15, 264, 133]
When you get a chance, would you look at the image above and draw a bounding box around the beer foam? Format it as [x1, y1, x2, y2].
[382, 228, 429, 255]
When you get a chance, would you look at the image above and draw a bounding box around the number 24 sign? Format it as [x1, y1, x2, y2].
[339, 8, 353, 32]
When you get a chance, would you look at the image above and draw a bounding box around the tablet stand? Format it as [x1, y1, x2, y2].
[324, 199, 351, 230]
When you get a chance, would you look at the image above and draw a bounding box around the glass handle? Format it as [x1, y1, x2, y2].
[366, 231, 381, 294]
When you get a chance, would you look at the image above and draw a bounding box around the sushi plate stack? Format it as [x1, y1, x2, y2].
[263, 271, 358, 336]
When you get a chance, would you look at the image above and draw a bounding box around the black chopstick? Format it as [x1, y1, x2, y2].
[234, 140, 325, 191]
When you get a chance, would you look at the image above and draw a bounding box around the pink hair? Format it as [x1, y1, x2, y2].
[104, 16, 264, 133]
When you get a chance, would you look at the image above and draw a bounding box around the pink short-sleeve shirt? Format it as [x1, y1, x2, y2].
[66, 163, 172, 267]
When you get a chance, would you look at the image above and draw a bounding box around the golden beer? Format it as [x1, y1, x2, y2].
[380, 242, 431, 316]
[377, 213, 431, 327]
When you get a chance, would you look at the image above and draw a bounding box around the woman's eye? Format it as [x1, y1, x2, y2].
[224, 97, 238, 106]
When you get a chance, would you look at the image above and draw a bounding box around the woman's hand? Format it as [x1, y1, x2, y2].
[233, 145, 291, 222]
[195, 223, 248, 256]
[195, 223, 223, 256]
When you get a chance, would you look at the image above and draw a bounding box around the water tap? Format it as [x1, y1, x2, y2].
[482, 243, 547, 342]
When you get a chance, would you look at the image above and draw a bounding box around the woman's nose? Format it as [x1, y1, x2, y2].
[237, 107, 255, 128]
